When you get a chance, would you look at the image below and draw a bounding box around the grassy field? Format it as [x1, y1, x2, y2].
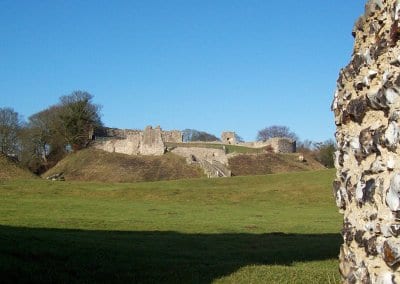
[0, 169, 342, 283]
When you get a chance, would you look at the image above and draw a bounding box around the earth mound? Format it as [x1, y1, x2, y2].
[228, 153, 325, 176]
[43, 148, 204, 182]
[0, 154, 36, 180]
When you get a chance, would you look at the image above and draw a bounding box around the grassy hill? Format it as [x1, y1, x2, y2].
[42, 148, 204, 182]
[166, 142, 265, 154]
[0, 169, 341, 283]
[43, 147, 325, 183]
[229, 152, 325, 176]
[0, 154, 36, 180]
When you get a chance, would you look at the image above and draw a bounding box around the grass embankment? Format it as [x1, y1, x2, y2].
[0, 169, 341, 283]
[43, 148, 204, 182]
[229, 153, 325, 176]
[166, 142, 264, 154]
[0, 154, 36, 180]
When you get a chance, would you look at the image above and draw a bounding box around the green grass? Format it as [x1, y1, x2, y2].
[0, 170, 342, 283]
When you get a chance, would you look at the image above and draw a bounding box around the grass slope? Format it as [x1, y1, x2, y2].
[166, 142, 265, 154]
[0, 169, 341, 283]
[43, 148, 204, 182]
[229, 153, 325, 176]
[0, 154, 36, 180]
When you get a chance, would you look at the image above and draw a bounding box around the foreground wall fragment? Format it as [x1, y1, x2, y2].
[333, 0, 400, 282]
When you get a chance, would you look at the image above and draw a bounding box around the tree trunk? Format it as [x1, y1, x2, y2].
[333, 0, 400, 283]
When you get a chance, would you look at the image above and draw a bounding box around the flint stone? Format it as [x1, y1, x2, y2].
[386, 173, 400, 211]
[371, 38, 388, 59]
[367, 88, 390, 110]
[384, 121, 400, 149]
[342, 219, 354, 246]
[383, 240, 400, 266]
[365, 0, 383, 17]
[353, 16, 365, 37]
[346, 98, 368, 124]
[375, 272, 394, 284]
[390, 224, 400, 236]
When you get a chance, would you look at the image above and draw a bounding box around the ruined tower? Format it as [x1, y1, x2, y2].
[221, 131, 237, 145]
[332, 0, 400, 282]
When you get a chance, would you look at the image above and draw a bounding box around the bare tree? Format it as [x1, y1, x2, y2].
[297, 139, 314, 152]
[19, 106, 66, 173]
[256, 125, 298, 142]
[235, 133, 244, 143]
[312, 139, 336, 168]
[58, 91, 102, 151]
[0, 107, 22, 155]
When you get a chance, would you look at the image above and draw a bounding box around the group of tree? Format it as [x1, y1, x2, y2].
[0, 91, 102, 174]
[0, 108, 21, 155]
[256, 125, 298, 142]
[182, 129, 220, 142]
[297, 139, 336, 168]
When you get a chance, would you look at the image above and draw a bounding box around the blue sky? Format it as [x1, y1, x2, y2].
[1, 0, 365, 142]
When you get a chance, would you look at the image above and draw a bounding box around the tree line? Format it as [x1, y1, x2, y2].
[0, 91, 102, 174]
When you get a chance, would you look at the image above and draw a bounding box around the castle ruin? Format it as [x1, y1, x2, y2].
[240, 137, 296, 153]
[94, 126, 182, 156]
[95, 127, 296, 156]
[263, 137, 296, 153]
[93, 126, 296, 178]
[221, 131, 237, 145]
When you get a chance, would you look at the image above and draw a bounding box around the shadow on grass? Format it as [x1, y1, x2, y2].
[0, 225, 340, 283]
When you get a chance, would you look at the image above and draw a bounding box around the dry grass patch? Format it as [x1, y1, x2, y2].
[0, 154, 36, 180]
[43, 148, 204, 182]
[228, 153, 324, 176]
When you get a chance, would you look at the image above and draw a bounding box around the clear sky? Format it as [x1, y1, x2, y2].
[1, 0, 365, 142]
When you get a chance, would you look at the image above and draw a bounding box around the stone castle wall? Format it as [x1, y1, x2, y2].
[264, 137, 296, 153]
[95, 126, 295, 156]
[98, 134, 142, 155]
[162, 130, 183, 143]
[332, 0, 400, 282]
[95, 126, 172, 156]
[171, 147, 228, 165]
[140, 126, 165, 155]
[102, 128, 142, 138]
[241, 138, 296, 153]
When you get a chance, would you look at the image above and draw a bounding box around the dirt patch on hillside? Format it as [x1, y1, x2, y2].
[228, 153, 325, 176]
